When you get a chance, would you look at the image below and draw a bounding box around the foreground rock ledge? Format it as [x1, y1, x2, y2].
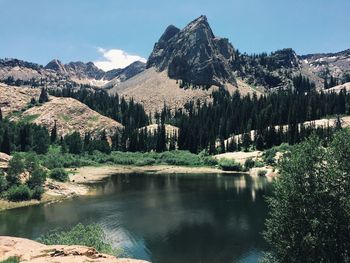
[0, 236, 150, 263]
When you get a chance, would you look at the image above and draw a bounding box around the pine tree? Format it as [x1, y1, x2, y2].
[50, 120, 58, 143]
[0, 108, 3, 122]
[33, 128, 50, 154]
[39, 88, 49, 103]
[0, 129, 11, 154]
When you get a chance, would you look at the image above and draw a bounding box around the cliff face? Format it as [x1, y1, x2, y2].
[0, 236, 150, 263]
[147, 15, 236, 87]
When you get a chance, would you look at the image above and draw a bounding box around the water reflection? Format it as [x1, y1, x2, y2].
[0, 173, 271, 263]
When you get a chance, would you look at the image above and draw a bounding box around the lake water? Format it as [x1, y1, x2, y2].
[0, 173, 271, 263]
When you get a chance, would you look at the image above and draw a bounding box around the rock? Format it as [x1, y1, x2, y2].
[105, 61, 146, 88]
[0, 83, 40, 116]
[0, 152, 11, 169]
[269, 48, 300, 68]
[0, 236, 150, 263]
[147, 15, 236, 87]
[45, 59, 67, 74]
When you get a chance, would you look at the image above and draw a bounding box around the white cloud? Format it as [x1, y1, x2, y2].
[94, 48, 147, 71]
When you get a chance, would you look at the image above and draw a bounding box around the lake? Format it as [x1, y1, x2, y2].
[0, 173, 271, 263]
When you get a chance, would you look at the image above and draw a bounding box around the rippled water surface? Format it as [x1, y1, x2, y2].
[0, 173, 272, 263]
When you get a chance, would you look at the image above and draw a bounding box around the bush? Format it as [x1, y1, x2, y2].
[38, 223, 120, 255]
[202, 156, 218, 166]
[0, 173, 8, 193]
[50, 168, 69, 182]
[6, 155, 25, 186]
[31, 186, 44, 200]
[244, 158, 256, 170]
[218, 158, 243, 171]
[27, 167, 47, 189]
[258, 170, 267, 177]
[6, 185, 31, 201]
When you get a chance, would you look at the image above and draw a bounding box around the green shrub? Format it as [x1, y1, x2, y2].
[135, 157, 156, 166]
[31, 186, 44, 200]
[244, 158, 256, 169]
[6, 185, 31, 201]
[0, 173, 8, 193]
[254, 160, 265, 167]
[218, 158, 243, 171]
[50, 168, 69, 182]
[202, 156, 218, 166]
[38, 223, 119, 255]
[258, 170, 267, 177]
[27, 167, 47, 189]
[6, 155, 25, 186]
[0, 257, 20, 263]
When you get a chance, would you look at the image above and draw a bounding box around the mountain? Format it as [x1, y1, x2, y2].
[1, 15, 349, 114]
[0, 58, 145, 89]
[147, 15, 236, 87]
[109, 16, 258, 112]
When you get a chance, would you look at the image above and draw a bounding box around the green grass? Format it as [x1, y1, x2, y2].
[38, 223, 121, 256]
[59, 114, 71, 122]
[0, 257, 20, 263]
[18, 114, 40, 124]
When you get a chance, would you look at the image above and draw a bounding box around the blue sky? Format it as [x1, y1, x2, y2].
[0, 0, 349, 70]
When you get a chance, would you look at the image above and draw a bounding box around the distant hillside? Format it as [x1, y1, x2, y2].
[0, 83, 123, 137]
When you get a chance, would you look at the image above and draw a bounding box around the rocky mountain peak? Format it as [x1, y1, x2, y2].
[45, 59, 66, 73]
[270, 48, 300, 68]
[147, 15, 236, 87]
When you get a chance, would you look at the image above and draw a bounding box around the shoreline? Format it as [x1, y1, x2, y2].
[68, 164, 239, 184]
[0, 164, 274, 212]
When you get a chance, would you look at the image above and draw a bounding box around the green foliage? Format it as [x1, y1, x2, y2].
[31, 186, 44, 200]
[50, 168, 69, 182]
[27, 166, 47, 189]
[18, 114, 40, 124]
[33, 129, 50, 154]
[244, 158, 256, 169]
[6, 184, 31, 201]
[65, 132, 83, 154]
[6, 155, 25, 186]
[263, 132, 350, 262]
[218, 158, 243, 171]
[0, 172, 8, 193]
[18, 149, 217, 170]
[38, 223, 119, 255]
[38, 88, 49, 103]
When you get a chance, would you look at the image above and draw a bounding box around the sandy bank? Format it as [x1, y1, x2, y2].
[69, 165, 236, 184]
[0, 236, 150, 263]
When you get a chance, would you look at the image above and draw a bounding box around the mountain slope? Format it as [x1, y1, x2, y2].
[0, 83, 123, 137]
[109, 67, 256, 113]
[300, 49, 350, 84]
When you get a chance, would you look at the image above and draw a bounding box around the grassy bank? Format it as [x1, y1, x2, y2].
[16, 147, 218, 169]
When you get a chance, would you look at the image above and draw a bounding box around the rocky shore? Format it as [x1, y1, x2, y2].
[0, 236, 150, 263]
